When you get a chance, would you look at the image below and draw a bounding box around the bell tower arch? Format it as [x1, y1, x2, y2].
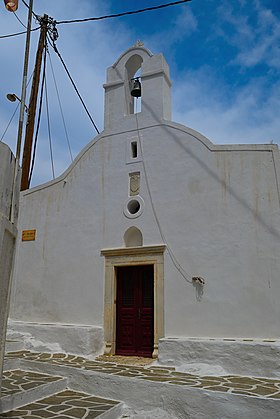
[103, 42, 172, 130]
[125, 54, 143, 116]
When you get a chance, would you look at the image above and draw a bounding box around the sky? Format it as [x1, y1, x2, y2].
[0, 0, 279, 186]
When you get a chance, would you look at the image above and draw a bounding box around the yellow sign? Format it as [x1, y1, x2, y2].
[22, 229, 36, 242]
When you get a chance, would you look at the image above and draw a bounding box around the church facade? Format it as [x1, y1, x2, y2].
[9, 45, 280, 370]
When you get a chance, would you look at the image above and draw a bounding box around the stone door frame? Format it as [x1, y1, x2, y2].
[101, 245, 165, 358]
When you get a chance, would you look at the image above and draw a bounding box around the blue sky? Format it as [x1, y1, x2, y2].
[0, 0, 279, 186]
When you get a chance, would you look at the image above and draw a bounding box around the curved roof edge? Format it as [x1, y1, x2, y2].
[22, 120, 279, 197]
[160, 120, 279, 152]
[21, 132, 105, 196]
[112, 44, 153, 68]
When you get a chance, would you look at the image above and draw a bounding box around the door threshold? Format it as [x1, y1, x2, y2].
[96, 354, 155, 366]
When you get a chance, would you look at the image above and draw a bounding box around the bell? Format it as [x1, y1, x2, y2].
[130, 78, 141, 98]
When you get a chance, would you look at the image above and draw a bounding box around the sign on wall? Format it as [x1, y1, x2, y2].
[22, 229, 36, 241]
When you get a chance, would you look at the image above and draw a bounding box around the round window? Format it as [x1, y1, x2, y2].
[123, 196, 144, 219]
[127, 199, 140, 215]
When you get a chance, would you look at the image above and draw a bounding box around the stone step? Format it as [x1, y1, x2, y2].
[0, 370, 68, 413]
[0, 387, 123, 418]
[6, 350, 280, 419]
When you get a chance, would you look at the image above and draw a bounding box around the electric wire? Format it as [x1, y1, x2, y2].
[47, 47, 73, 162]
[44, 72, 55, 179]
[56, 0, 192, 25]
[28, 44, 47, 186]
[21, 0, 39, 20]
[13, 11, 27, 28]
[0, 104, 20, 142]
[1, 71, 33, 143]
[48, 39, 100, 134]
[135, 101, 194, 285]
[0, 26, 39, 39]
[1, 1, 191, 37]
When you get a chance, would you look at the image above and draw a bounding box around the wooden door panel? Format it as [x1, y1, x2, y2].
[137, 266, 153, 356]
[116, 267, 136, 355]
[116, 265, 154, 357]
[117, 323, 135, 354]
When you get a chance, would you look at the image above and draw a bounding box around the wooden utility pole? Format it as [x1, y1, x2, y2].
[21, 14, 48, 191]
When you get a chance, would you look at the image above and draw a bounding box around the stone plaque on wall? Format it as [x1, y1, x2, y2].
[129, 172, 140, 196]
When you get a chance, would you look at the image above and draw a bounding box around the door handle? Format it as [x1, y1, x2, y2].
[138, 309, 141, 320]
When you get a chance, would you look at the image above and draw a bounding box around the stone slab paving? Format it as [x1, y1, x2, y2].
[0, 389, 119, 418]
[1, 370, 62, 397]
[5, 351, 280, 400]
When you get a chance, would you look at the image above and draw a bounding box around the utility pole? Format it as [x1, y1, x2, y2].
[9, 0, 33, 222]
[21, 14, 48, 191]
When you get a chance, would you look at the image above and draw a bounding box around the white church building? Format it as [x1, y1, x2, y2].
[8, 44, 280, 375]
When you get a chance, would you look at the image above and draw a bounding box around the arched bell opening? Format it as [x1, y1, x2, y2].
[131, 69, 142, 114]
[125, 55, 143, 116]
[124, 226, 143, 247]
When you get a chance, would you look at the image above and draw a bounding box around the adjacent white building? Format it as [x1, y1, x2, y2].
[0, 142, 19, 392]
[9, 44, 280, 372]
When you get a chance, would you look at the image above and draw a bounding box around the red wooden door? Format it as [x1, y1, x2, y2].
[116, 265, 154, 357]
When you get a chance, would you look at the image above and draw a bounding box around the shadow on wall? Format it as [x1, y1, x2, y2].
[140, 100, 280, 241]
[192, 281, 204, 301]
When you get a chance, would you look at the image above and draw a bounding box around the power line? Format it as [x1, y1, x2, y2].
[48, 38, 100, 134]
[0, 71, 34, 143]
[1, 1, 191, 37]
[21, 0, 39, 20]
[0, 26, 39, 39]
[13, 11, 27, 28]
[44, 73, 55, 179]
[28, 44, 47, 187]
[135, 109, 195, 285]
[55, 0, 192, 25]
[0, 104, 19, 142]
[47, 48, 73, 162]
[1, 0, 40, 39]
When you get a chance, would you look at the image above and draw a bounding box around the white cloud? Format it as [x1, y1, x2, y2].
[0, 0, 279, 187]
[173, 69, 280, 145]
[217, 0, 280, 69]
[172, 8, 198, 39]
[142, 7, 197, 56]
[0, 0, 134, 185]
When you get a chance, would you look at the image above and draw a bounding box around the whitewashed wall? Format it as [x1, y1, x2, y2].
[0, 142, 19, 390]
[10, 46, 280, 343]
[10, 122, 280, 338]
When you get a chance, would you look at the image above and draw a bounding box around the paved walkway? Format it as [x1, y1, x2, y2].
[1, 388, 118, 418]
[5, 350, 280, 400]
[0, 370, 119, 418]
[1, 370, 62, 397]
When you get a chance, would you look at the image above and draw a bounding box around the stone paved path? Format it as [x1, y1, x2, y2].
[1, 370, 62, 397]
[5, 350, 280, 399]
[0, 387, 119, 418]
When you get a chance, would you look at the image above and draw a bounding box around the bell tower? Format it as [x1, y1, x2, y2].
[103, 42, 172, 131]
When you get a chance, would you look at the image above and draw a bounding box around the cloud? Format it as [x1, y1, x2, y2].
[0, 0, 279, 187]
[171, 8, 198, 40]
[173, 68, 280, 145]
[141, 7, 197, 56]
[0, 0, 135, 185]
[217, 0, 280, 69]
